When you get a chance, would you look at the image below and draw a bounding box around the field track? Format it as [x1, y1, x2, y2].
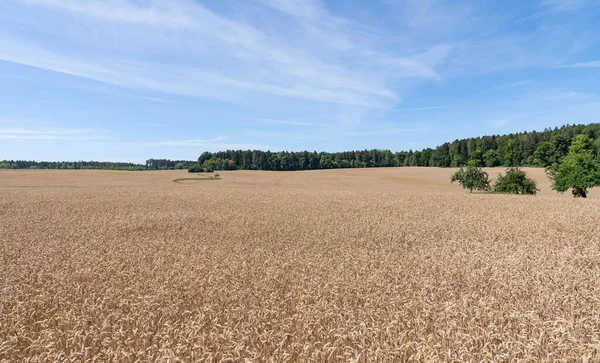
[1, 168, 600, 361]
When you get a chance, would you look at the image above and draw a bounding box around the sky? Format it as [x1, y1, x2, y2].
[1, 0, 599, 163]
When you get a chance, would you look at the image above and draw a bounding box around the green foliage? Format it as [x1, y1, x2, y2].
[195, 123, 600, 170]
[483, 149, 499, 167]
[533, 141, 555, 166]
[188, 165, 205, 173]
[546, 153, 600, 198]
[493, 167, 539, 195]
[450, 155, 463, 167]
[146, 159, 195, 170]
[501, 139, 516, 166]
[7, 123, 600, 173]
[546, 134, 600, 198]
[173, 177, 221, 183]
[568, 134, 595, 155]
[0, 160, 189, 171]
[450, 166, 491, 193]
[198, 152, 213, 165]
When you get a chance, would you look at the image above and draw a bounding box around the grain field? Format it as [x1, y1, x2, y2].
[1, 168, 600, 362]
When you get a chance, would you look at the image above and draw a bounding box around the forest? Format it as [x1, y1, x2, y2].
[0, 159, 195, 171]
[2, 123, 599, 171]
[191, 123, 600, 171]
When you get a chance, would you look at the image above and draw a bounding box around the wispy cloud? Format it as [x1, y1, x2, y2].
[252, 118, 340, 128]
[144, 136, 227, 146]
[345, 126, 432, 136]
[502, 80, 534, 88]
[392, 106, 452, 112]
[141, 136, 268, 150]
[0, 127, 105, 140]
[73, 86, 174, 104]
[542, 91, 588, 100]
[514, 0, 595, 23]
[556, 61, 600, 68]
[19, 0, 196, 27]
[487, 119, 510, 128]
[0, 0, 450, 108]
[541, 0, 591, 11]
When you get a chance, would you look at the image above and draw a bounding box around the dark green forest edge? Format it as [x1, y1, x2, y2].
[188, 123, 600, 171]
[0, 159, 195, 171]
[2, 123, 600, 171]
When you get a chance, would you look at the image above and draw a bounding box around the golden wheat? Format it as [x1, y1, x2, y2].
[1, 168, 599, 362]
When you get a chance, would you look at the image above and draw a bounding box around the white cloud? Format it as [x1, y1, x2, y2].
[252, 118, 340, 128]
[141, 136, 268, 150]
[73, 86, 174, 104]
[487, 119, 510, 128]
[144, 136, 227, 146]
[543, 91, 588, 100]
[502, 80, 534, 88]
[393, 106, 452, 112]
[1, 0, 452, 108]
[514, 0, 595, 23]
[541, 0, 591, 11]
[558, 61, 600, 68]
[18, 0, 196, 28]
[0, 127, 105, 140]
[345, 126, 433, 136]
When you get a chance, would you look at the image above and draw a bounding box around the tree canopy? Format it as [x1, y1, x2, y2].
[493, 167, 539, 195]
[189, 123, 600, 171]
[450, 166, 491, 193]
[0, 159, 195, 171]
[4, 122, 600, 172]
[546, 135, 600, 198]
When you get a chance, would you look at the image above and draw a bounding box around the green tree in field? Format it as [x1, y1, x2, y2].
[451, 165, 491, 193]
[493, 167, 539, 195]
[546, 134, 600, 198]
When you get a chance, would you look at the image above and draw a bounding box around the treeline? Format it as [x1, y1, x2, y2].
[4, 123, 599, 172]
[190, 150, 401, 172]
[426, 123, 600, 168]
[191, 123, 600, 171]
[0, 159, 195, 171]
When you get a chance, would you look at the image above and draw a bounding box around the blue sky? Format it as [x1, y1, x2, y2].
[1, 0, 599, 162]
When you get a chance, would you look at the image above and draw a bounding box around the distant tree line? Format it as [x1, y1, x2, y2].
[3, 123, 599, 173]
[191, 123, 600, 171]
[189, 150, 402, 172]
[0, 159, 195, 171]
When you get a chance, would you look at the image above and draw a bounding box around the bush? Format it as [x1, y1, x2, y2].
[493, 167, 539, 195]
[450, 166, 491, 193]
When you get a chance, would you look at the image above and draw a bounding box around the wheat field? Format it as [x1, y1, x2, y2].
[1, 168, 599, 362]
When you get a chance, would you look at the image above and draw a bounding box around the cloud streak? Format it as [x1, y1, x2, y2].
[138, 136, 268, 150]
[0, 127, 105, 140]
[1, 0, 451, 108]
[253, 118, 340, 128]
[557, 61, 600, 68]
